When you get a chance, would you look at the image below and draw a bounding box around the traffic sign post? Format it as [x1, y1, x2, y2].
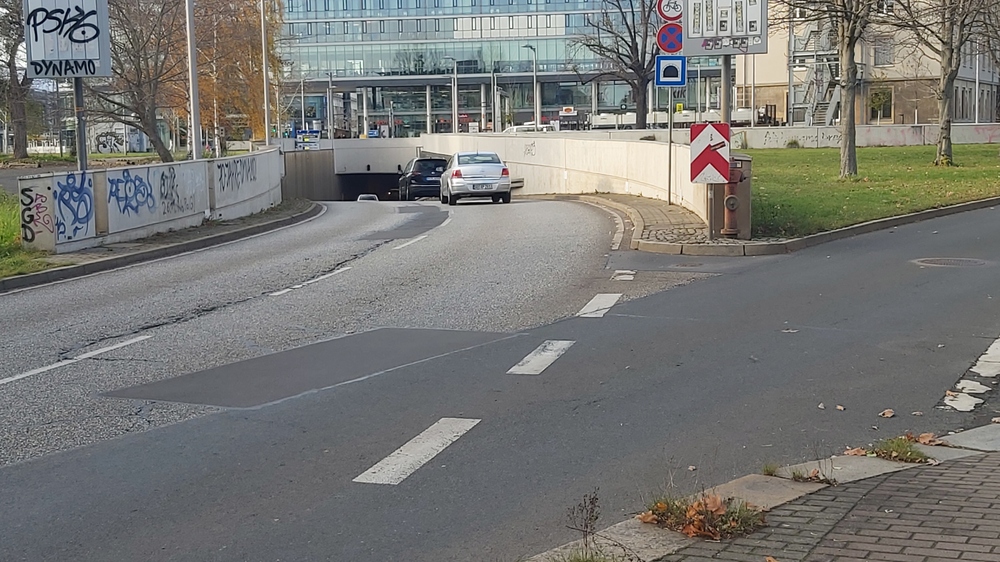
[655, 55, 687, 87]
[691, 123, 730, 184]
[683, 0, 769, 56]
[657, 0, 683, 21]
[657, 23, 683, 54]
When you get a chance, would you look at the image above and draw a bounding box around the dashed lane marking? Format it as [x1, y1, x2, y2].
[611, 270, 636, 281]
[393, 235, 429, 250]
[0, 335, 153, 386]
[352, 417, 481, 485]
[577, 293, 623, 318]
[507, 340, 575, 375]
[268, 267, 351, 296]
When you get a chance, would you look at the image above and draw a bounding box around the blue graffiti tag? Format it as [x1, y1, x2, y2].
[108, 169, 156, 216]
[55, 173, 94, 241]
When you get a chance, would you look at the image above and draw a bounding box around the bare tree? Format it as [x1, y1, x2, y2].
[775, 1, 878, 178]
[572, 0, 658, 129]
[0, 0, 34, 158]
[889, 0, 992, 165]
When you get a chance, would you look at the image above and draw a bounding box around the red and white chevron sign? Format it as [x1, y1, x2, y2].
[690, 123, 730, 184]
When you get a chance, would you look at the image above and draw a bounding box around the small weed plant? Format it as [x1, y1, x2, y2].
[640, 493, 766, 540]
[871, 437, 929, 463]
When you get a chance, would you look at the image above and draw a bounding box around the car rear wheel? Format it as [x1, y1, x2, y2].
[501, 192, 511, 204]
[448, 193, 458, 206]
[440, 185, 448, 204]
[491, 195, 501, 203]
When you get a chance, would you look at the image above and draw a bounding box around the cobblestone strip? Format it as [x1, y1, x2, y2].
[660, 453, 1000, 562]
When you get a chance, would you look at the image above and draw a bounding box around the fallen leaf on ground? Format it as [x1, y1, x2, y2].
[688, 465, 697, 471]
[844, 447, 867, 456]
[836, 405, 846, 411]
[946, 390, 959, 397]
[704, 495, 727, 516]
[912, 411, 924, 416]
[766, 557, 780, 562]
[636, 511, 658, 524]
[927, 459, 941, 466]
[818, 403, 825, 409]
[809, 468, 820, 479]
[917, 432, 943, 446]
[992, 417, 1000, 424]
[879, 409, 896, 418]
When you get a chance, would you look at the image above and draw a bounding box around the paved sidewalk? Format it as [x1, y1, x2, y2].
[594, 193, 709, 244]
[662, 452, 1000, 562]
[1, 198, 319, 292]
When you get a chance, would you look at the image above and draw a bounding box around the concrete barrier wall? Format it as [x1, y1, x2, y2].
[731, 123, 1000, 149]
[420, 133, 710, 225]
[281, 149, 340, 200]
[21, 148, 283, 253]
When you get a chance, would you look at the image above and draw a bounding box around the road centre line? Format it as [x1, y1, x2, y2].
[393, 235, 428, 250]
[352, 417, 481, 485]
[507, 340, 575, 375]
[269, 267, 351, 296]
[577, 293, 623, 318]
[0, 335, 153, 386]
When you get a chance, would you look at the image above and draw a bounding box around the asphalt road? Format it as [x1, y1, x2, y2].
[2, 199, 1000, 561]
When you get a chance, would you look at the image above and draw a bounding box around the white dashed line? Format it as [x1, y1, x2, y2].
[393, 235, 428, 250]
[352, 417, 481, 485]
[611, 270, 636, 281]
[269, 267, 351, 296]
[577, 293, 622, 318]
[507, 340, 575, 375]
[0, 335, 153, 386]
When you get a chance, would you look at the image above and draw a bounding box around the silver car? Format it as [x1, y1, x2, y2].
[440, 151, 512, 206]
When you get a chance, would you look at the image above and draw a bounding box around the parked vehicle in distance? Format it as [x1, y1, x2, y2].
[440, 152, 512, 206]
[501, 124, 554, 134]
[357, 194, 379, 201]
[398, 157, 448, 201]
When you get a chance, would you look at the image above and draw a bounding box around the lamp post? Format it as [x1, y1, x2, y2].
[260, 0, 272, 145]
[522, 44, 538, 131]
[184, 0, 202, 159]
[327, 72, 335, 137]
[443, 56, 458, 132]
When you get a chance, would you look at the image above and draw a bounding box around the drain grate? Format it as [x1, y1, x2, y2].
[914, 258, 987, 267]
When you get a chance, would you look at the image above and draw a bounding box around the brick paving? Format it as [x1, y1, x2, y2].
[594, 193, 710, 244]
[660, 452, 1000, 562]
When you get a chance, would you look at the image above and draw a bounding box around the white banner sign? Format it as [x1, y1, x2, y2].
[24, 0, 112, 78]
[684, 0, 769, 56]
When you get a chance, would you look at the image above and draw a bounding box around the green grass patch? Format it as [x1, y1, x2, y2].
[746, 144, 1000, 238]
[0, 154, 75, 164]
[0, 192, 54, 279]
[871, 437, 929, 464]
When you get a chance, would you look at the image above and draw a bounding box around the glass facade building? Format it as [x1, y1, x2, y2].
[278, 0, 727, 135]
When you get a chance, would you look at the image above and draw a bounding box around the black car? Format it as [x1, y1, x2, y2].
[398, 157, 448, 201]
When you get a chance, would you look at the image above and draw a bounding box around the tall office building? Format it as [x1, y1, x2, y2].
[277, 0, 723, 136]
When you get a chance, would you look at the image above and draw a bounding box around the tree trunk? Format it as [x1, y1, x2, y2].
[935, 18, 957, 166]
[5, 57, 32, 159]
[139, 109, 173, 162]
[633, 79, 648, 129]
[838, 35, 859, 178]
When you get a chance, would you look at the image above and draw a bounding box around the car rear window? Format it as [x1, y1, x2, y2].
[458, 154, 501, 165]
[414, 159, 446, 173]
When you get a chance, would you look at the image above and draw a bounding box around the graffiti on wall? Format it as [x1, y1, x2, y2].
[216, 156, 257, 192]
[55, 172, 94, 241]
[157, 166, 194, 215]
[108, 169, 155, 216]
[19, 185, 54, 243]
[96, 131, 123, 154]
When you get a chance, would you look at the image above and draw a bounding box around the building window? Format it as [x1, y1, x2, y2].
[379, 0, 384, 7]
[398, 20, 403, 31]
[873, 37, 893, 67]
[416, 19, 422, 31]
[398, 0, 402, 7]
[345, 0, 350, 9]
[527, 15, 532, 27]
[324, 0, 330, 9]
[345, 21, 350, 33]
[416, 0, 421, 7]
[379, 20, 384, 32]
[509, 16, 514, 28]
[325, 22, 332, 34]
[361, 21, 367, 33]
[304, 0, 312, 10]
[869, 89, 892, 122]
[361, 0, 366, 8]
[876, 0, 893, 14]
[472, 17, 477, 30]
[435, 18, 440, 31]
[286, 0, 294, 12]
[435, 0, 440, 6]
[546, 14, 551, 27]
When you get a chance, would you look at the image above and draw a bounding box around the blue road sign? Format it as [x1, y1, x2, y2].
[655, 55, 687, 87]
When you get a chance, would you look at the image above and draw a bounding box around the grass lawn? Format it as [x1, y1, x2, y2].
[0, 191, 55, 278]
[746, 144, 1000, 238]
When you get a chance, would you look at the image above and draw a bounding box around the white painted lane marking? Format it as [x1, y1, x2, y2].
[611, 270, 636, 281]
[353, 417, 481, 485]
[303, 267, 352, 285]
[393, 235, 428, 250]
[507, 340, 575, 375]
[577, 293, 623, 318]
[0, 335, 153, 386]
[268, 288, 293, 296]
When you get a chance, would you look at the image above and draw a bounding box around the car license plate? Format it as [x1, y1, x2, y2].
[472, 183, 492, 190]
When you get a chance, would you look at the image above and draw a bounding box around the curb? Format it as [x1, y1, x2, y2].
[526, 423, 1000, 562]
[584, 195, 1000, 256]
[0, 202, 324, 294]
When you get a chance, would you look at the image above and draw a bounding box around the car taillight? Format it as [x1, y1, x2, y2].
[412, 173, 422, 180]
[501, 168, 509, 177]
[453, 169, 462, 178]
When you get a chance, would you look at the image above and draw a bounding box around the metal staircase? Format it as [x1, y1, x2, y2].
[791, 23, 843, 126]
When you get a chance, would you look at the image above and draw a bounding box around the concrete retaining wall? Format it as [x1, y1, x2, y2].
[731, 123, 1000, 149]
[420, 134, 708, 225]
[20, 149, 283, 253]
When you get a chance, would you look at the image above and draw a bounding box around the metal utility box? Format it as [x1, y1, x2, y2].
[709, 152, 752, 240]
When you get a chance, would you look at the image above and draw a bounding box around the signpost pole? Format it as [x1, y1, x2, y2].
[184, 0, 202, 160]
[73, 78, 87, 172]
[667, 91, 674, 204]
[721, 54, 732, 124]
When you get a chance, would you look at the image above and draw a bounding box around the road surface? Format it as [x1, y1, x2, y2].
[2, 198, 999, 561]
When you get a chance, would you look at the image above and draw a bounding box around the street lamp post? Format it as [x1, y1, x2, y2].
[260, 0, 272, 145]
[184, 0, 202, 160]
[522, 44, 538, 131]
[443, 56, 458, 132]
